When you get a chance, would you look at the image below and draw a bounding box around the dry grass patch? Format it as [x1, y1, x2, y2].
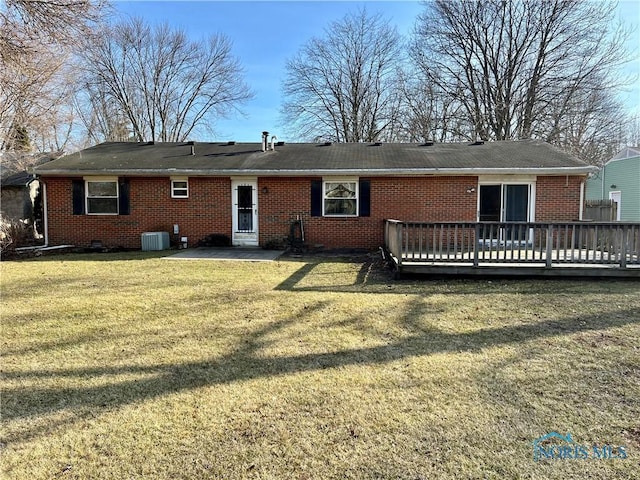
[1, 251, 639, 479]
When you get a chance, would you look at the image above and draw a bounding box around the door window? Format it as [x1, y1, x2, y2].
[504, 185, 529, 222]
[479, 185, 501, 221]
[503, 184, 529, 240]
[237, 185, 254, 232]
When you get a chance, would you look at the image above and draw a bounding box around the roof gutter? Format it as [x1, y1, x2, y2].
[34, 166, 596, 177]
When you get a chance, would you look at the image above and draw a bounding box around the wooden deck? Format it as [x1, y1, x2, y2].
[383, 220, 640, 278]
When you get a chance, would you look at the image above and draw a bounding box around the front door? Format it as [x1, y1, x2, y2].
[231, 178, 258, 246]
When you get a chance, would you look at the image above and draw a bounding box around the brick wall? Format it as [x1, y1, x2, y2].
[535, 176, 584, 222]
[44, 176, 232, 249]
[42, 174, 584, 250]
[258, 176, 478, 250]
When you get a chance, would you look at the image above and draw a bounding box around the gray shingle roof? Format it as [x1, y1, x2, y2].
[1, 171, 35, 187]
[35, 139, 593, 176]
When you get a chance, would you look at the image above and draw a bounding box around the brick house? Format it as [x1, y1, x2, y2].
[34, 137, 593, 250]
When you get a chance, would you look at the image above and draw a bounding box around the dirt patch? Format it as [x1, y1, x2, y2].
[623, 426, 640, 447]
[574, 331, 632, 348]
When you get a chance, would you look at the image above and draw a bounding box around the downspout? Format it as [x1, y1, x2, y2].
[579, 179, 585, 221]
[29, 172, 49, 247]
[42, 180, 49, 247]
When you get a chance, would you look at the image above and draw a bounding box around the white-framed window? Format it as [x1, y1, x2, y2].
[324, 178, 358, 216]
[171, 177, 189, 198]
[86, 178, 118, 215]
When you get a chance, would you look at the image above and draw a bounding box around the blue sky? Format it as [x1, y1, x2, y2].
[115, 0, 639, 143]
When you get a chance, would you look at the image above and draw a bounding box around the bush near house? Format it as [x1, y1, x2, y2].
[0, 215, 34, 259]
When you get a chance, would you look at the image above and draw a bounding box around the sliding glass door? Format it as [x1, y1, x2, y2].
[479, 183, 532, 242]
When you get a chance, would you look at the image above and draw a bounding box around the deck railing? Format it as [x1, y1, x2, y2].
[384, 220, 640, 269]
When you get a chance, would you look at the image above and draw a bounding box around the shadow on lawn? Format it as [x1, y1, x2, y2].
[8, 250, 170, 263]
[3, 300, 639, 445]
[275, 256, 640, 295]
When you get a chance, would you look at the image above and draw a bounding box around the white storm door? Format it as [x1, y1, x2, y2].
[231, 178, 258, 246]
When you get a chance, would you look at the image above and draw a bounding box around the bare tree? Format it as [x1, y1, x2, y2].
[281, 8, 404, 142]
[622, 114, 640, 148]
[0, 0, 109, 152]
[396, 68, 472, 143]
[539, 72, 627, 166]
[0, 0, 108, 62]
[78, 17, 252, 143]
[411, 0, 634, 164]
[0, 46, 82, 152]
[74, 78, 132, 145]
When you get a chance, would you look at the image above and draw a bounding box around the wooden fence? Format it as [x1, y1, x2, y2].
[584, 200, 616, 222]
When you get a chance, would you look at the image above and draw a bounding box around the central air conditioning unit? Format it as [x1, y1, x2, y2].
[141, 231, 170, 251]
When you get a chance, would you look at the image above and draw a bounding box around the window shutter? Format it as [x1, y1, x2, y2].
[310, 180, 322, 217]
[72, 179, 85, 215]
[118, 178, 130, 215]
[359, 179, 370, 217]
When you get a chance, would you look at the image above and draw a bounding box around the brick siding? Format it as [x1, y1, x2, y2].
[44, 176, 231, 249]
[258, 176, 478, 250]
[535, 176, 583, 222]
[42, 174, 584, 250]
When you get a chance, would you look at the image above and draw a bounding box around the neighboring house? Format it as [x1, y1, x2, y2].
[0, 171, 45, 248]
[585, 147, 640, 222]
[0, 171, 39, 223]
[1, 151, 59, 241]
[34, 136, 594, 250]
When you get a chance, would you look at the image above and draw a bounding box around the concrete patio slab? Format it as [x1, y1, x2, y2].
[164, 247, 283, 262]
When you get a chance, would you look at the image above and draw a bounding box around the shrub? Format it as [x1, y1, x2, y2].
[0, 216, 33, 259]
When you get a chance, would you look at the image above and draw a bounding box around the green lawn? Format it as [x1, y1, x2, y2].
[1, 251, 639, 479]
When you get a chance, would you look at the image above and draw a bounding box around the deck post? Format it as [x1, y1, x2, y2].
[396, 222, 403, 267]
[545, 225, 553, 268]
[620, 225, 627, 269]
[473, 223, 480, 267]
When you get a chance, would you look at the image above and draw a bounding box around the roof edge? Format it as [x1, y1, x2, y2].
[607, 146, 640, 163]
[35, 166, 596, 177]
